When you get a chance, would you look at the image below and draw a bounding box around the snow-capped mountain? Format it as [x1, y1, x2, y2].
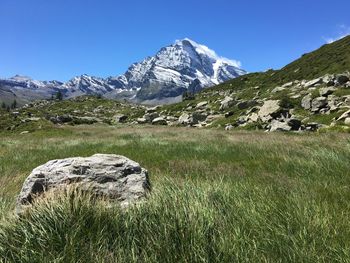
[107, 38, 246, 103]
[0, 38, 246, 105]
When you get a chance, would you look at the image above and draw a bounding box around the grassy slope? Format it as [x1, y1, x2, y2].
[208, 35, 350, 93]
[0, 126, 350, 262]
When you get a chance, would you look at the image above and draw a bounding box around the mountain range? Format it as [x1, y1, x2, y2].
[0, 39, 246, 106]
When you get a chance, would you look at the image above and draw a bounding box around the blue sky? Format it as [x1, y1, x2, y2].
[0, 0, 349, 81]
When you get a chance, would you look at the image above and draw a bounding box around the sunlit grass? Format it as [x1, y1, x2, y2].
[0, 126, 350, 262]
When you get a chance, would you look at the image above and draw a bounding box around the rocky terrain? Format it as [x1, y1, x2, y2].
[0, 39, 245, 106]
[1, 71, 349, 133]
[1, 35, 350, 133]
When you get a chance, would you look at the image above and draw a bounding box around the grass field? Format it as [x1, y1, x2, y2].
[0, 125, 350, 262]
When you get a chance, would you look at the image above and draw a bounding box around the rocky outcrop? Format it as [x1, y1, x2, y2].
[219, 96, 235, 111]
[16, 154, 150, 214]
[258, 100, 282, 122]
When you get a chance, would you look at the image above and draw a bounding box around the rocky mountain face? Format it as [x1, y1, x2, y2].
[106, 38, 246, 103]
[0, 39, 245, 106]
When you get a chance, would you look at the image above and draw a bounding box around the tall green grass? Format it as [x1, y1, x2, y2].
[0, 126, 350, 262]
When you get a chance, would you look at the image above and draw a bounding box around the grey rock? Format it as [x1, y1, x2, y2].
[137, 117, 147, 124]
[311, 97, 327, 112]
[145, 106, 161, 113]
[337, 110, 350, 121]
[269, 120, 291, 132]
[271, 86, 286, 93]
[305, 122, 321, 131]
[319, 87, 336, 97]
[50, 115, 73, 124]
[16, 154, 150, 214]
[196, 101, 208, 109]
[152, 117, 167, 125]
[344, 118, 350, 125]
[304, 78, 323, 88]
[219, 96, 235, 111]
[143, 112, 160, 122]
[225, 124, 234, 131]
[258, 100, 281, 122]
[301, 94, 312, 110]
[178, 113, 191, 125]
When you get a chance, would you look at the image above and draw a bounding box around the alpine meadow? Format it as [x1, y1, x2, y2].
[1, 1, 350, 262]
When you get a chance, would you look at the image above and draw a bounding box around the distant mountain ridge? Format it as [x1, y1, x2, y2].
[0, 39, 246, 105]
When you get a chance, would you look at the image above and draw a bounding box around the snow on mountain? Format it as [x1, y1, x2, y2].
[0, 38, 246, 104]
[111, 38, 246, 102]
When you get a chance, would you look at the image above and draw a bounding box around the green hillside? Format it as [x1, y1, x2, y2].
[210, 35, 350, 92]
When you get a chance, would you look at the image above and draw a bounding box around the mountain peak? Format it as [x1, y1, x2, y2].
[174, 38, 241, 68]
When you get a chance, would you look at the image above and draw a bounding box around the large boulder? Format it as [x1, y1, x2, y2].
[196, 101, 208, 109]
[269, 120, 292, 132]
[301, 94, 312, 110]
[152, 117, 167, 125]
[219, 96, 235, 111]
[143, 112, 159, 122]
[258, 100, 282, 122]
[311, 97, 327, 112]
[178, 113, 191, 125]
[319, 87, 336, 97]
[16, 154, 150, 214]
[304, 78, 323, 88]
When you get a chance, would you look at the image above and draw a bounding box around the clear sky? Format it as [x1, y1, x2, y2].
[1, 0, 349, 81]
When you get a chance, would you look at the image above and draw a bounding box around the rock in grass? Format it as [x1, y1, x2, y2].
[16, 154, 150, 215]
[258, 100, 282, 122]
[152, 117, 167, 125]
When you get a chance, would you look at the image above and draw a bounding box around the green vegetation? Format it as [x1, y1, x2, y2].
[55, 90, 63, 101]
[0, 126, 350, 262]
[207, 36, 350, 94]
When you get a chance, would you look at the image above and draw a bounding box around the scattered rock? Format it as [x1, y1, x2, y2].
[301, 94, 312, 110]
[178, 113, 191, 125]
[16, 154, 150, 215]
[271, 86, 286, 93]
[319, 87, 336, 97]
[50, 115, 73, 124]
[143, 112, 159, 123]
[152, 117, 167, 125]
[146, 106, 161, 113]
[114, 114, 128, 123]
[137, 118, 147, 124]
[337, 110, 350, 121]
[311, 97, 327, 112]
[225, 124, 234, 131]
[196, 101, 208, 109]
[258, 100, 282, 122]
[219, 96, 235, 111]
[304, 78, 323, 88]
[305, 122, 321, 131]
[269, 120, 291, 132]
